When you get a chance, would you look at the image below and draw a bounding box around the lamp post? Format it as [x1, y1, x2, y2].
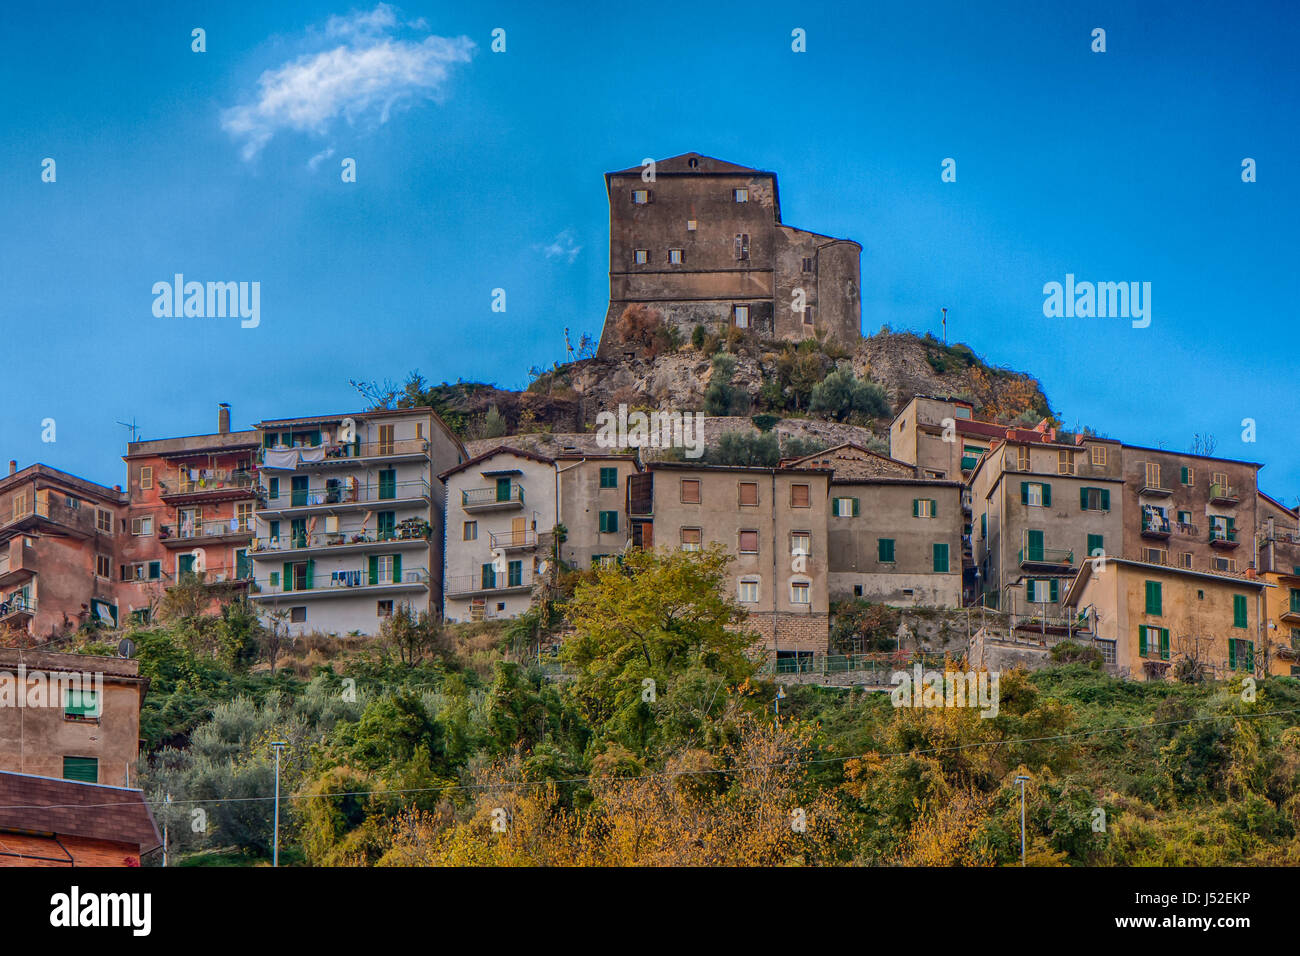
[1014, 774, 1030, 866]
[271, 741, 288, 867]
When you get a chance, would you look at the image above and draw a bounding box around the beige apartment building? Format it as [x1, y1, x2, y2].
[889, 395, 1056, 482]
[1257, 491, 1300, 576]
[627, 462, 831, 663]
[555, 452, 642, 570]
[0, 648, 147, 786]
[441, 447, 557, 623]
[1119, 445, 1261, 577]
[1065, 558, 1268, 681]
[970, 435, 1125, 618]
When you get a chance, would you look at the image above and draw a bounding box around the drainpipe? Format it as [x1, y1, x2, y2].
[771, 470, 779, 660]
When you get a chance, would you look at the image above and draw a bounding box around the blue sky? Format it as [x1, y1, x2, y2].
[2, 0, 1297, 500]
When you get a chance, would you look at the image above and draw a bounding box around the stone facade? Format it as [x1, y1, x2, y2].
[598, 153, 861, 355]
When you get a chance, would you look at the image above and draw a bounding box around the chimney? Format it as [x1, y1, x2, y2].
[218, 403, 231, 435]
[7, 460, 15, 476]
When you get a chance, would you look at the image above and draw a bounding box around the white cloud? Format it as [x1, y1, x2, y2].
[222, 4, 475, 161]
[307, 147, 336, 171]
[537, 230, 582, 263]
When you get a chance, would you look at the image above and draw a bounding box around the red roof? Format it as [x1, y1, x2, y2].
[0, 772, 162, 853]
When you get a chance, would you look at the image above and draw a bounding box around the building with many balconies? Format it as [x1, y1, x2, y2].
[249, 407, 463, 636]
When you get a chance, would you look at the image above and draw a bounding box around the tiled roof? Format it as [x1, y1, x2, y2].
[0, 772, 161, 853]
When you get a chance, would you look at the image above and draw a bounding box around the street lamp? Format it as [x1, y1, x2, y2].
[1014, 774, 1030, 866]
[271, 741, 288, 867]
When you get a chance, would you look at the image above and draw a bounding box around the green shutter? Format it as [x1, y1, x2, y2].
[878, 539, 894, 562]
[1026, 529, 1044, 562]
[282, 562, 292, 591]
[1233, 594, 1247, 628]
[933, 543, 949, 573]
[1139, 626, 1148, 657]
[1049, 579, 1059, 602]
[832, 498, 840, 517]
[379, 469, 397, 500]
[1021, 481, 1029, 504]
[304, 560, 314, 590]
[270, 571, 280, 587]
[1180, 466, 1189, 484]
[508, 560, 522, 587]
[1245, 641, 1255, 671]
[1087, 533, 1103, 557]
[65, 689, 99, 717]
[929, 498, 937, 516]
[1101, 489, 1110, 510]
[148, 560, 162, 580]
[1042, 483, 1051, 507]
[912, 499, 919, 517]
[1160, 628, 1170, 660]
[980, 513, 987, 537]
[481, 563, 494, 589]
[1080, 487, 1089, 510]
[600, 467, 617, 488]
[1228, 638, 1237, 668]
[62, 756, 98, 783]
[370, 556, 381, 586]
[392, 554, 402, 584]
[1145, 581, 1161, 615]
[269, 477, 279, 499]
[852, 498, 860, 517]
[1290, 589, 1300, 614]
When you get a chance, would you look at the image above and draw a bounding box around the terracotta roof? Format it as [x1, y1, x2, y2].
[608, 153, 768, 176]
[0, 772, 161, 853]
[438, 445, 555, 481]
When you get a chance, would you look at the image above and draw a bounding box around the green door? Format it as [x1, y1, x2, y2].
[177, 553, 195, 576]
[291, 476, 308, 506]
[508, 560, 522, 587]
[1025, 530, 1044, 562]
[482, 563, 495, 589]
[379, 469, 397, 500]
[496, 477, 511, 502]
[291, 518, 308, 548]
[236, 549, 251, 579]
[377, 511, 396, 541]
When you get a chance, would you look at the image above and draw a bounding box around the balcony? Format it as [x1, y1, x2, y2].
[0, 543, 37, 587]
[159, 471, 259, 504]
[250, 525, 431, 556]
[0, 596, 35, 624]
[488, 529, 537, 551]
[1140, 515, 1172, 539]
[1018, 547, 1075, 572]
[1280, 607, 1300, 627]
[161, 519, 253, 547]
[252, 566, 430, 599]
[1209, 483, 1240, 506]
[1138, 476, 1172, 497]
[260, 478, 432, 515]
[461, 484, 524, 512]
[1173, 521, 1199, 537]
[1209, 528, 1239, 549]
[961, 456, 980, 471]
[260, 438, 429, 469]
[446, 569, 534, 598]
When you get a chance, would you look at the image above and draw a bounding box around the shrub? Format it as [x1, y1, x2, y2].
[809, 368, 890, 421]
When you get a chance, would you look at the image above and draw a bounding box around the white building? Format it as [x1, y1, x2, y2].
[249, 408, 464, 635]
[441, 447, 558, 623]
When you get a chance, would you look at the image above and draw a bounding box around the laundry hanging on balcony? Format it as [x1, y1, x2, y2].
[263, 449, 300, 470]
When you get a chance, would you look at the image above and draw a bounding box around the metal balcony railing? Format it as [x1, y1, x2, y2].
[250, 525, 430, 552]
[488, 529, 537, 550]
[462, 484, 525, 508]
[260, 438, 429, 464]
[1018, 547, 1074, 567]
[164, 472, 257, 496]
[446, 569, 534, 596]
[0, 596, 35, 618]
[264, 478, 431, 508]
[1209, 482, 1240, 504]
[258, 566, 430, 595]
[1209, 527, 1239, 545]
[169, 519, 252, 540]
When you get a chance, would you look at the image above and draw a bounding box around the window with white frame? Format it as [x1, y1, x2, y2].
[733, 305, 750, 328]
[738, 578, 759, 603]
[733, 187, 748, 203]
[634, 249, 648, 264]
[668, 249, 683, 264]
[131, 516, 153, 536]
[790, 581, 811, 604]
[791, 531, 811, 557]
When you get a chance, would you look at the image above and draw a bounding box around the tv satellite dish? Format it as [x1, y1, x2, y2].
[537, 560, 549, 575]
[117, 638, 136, 659]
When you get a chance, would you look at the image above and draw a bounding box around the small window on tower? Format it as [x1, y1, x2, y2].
[634, 249, 648, 265]
[668, 249, 683, 265]
[632, 189, 650, 204]
[801, 257, 813, 273]
[686, 220, 697, 231]
[733, 305, 750, 329]
[733, 188, 748, 203]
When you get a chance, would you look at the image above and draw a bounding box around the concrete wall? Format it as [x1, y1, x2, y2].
[557, 456, 638, 569]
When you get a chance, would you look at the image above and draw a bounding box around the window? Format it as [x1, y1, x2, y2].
[1080, 487, 1110, 511]
[733, 305, 750, 328]
[62, 756, 98, 783]
[1212, 471, 1228, 489]
[1233, 594, 1248, 629]
[738, 482, 759, 507]
[933, 543, 950, 573]
[463, 521, 477, 541]
[290, 607, 307, 623]
[790, 484, 810, 508]
[878, 538, 895, 563]
[1021, 482, 1050, 507]
[1144, 548, 1168, 565]
[1210, 515, 1235, 542]
[1145, 462, 1162, 489]
[632, 189, 650, 204]
[131, 515, 154, 536]
[1290, 588, 1300, 614]
[734, 233, 750, 260]
[738, 579, 759, 603]
[1177, 509, 1192, 526]
[378, 424, 395, 456]
[236, 503, 253, 533]
[791, 532, 811, 557]
[801, 257, 813, 273]
[1087, 533, 1104, 557]
[65, 688, 100, 720]
[1027, 579, 1060, 603]
[1090, 445, 1107, 466]
[1144, 580, 1162, 616]
[12, 493, 26, 519]
[95, 554, 111, 579]
[268, 477, 279, 499]
[1139, 625, 1170, 660]
[96, 508, 113, 534]
[599, 467, 618, 488]
[1228, 638, 1254, 671]
[733, 187, 748, 202]
[853, 585, 863, 597]
[140, 466, 153, 489]
[375, 554, 395, 582]
[377, 600, 394, 618]
[686, 219, 697, 231]
[1213, 556, 1237, 573]
[738, 530, 759, 554]
[1179, 552, 1193, 569]
[802, 306, 814, 326]
[980, 513, 987, 538]
[1180, 466, 1194, 486]
[1016, 447, 1030, 471]
[634, 249, 649, 264]
[832, 497, 859, 517]
[680, 479, 701, 503]
[790, 581, 811, 604]
[1057, 450, 1075, 475]
[668, 248, 684, 265]
[599, 511, 619, 533]
[680, 528, 702, 551]
[508, 560, 523, 587]
[913, 498, 936, 518]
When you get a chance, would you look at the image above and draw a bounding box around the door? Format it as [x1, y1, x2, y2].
[379, 469, 397, 500]
[378, 511, 396, 541]
[291, 476, 309, 507]
[1025, 529, 1044, 562]
[511, 516, 527, 547]
[378, 424, 395, 456]
[291, 518, 307, 549]
[496, 477, 512, 502]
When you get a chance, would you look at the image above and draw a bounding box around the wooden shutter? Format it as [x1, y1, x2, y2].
[1160, 628, 1170, 660]
[1233, 594, 1247, 628]
[1021, 482, 1029, 504]
[1145, 581, 1161, 615]
[392, 553, 402, 584]
[1042, 484, 1051, 507]
[371, 556, 381, 586]
[1139, 626, 1148, 657]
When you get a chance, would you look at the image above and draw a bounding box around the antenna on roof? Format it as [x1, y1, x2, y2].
[116, 416, 141, 443]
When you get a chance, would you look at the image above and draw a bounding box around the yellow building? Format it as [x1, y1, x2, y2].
[1064, 558, 1268, 681]
[1262, 571, 1300, 677]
